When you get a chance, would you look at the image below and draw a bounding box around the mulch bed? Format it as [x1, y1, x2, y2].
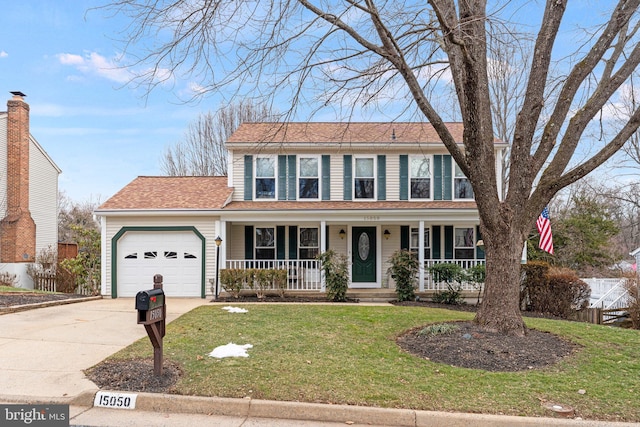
[0, 292, 88, 307]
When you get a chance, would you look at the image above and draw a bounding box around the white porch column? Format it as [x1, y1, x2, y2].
[419, 221, 425, 292]
[320, 220, 326, 291]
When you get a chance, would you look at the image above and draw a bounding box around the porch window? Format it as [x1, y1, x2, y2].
[255, 157, 276, 199]
[354, 157, 375, 199]
[255, 227, 275, 259]
[299, 227, 319, 259]
[410, 227, 431, 259]
[454, 163, 474, 199]
[299, 157, 319, 199]
[410, 156, 431, 199]
[454, 227, 474, 259]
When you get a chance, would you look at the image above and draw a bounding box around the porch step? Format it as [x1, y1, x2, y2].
[346, 290, 397, 302]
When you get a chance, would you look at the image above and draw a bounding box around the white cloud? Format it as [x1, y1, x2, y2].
[0, 51, 8, 58]
[56, 51, 132, 84]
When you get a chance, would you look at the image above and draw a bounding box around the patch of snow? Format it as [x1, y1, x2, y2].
[222, 306, 248, 313]
[208, 343, 253, 358]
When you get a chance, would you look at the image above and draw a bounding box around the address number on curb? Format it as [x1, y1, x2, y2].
[94, 391, 138, 409]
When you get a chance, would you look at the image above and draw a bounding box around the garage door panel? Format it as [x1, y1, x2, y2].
[117, 231, 202, 297]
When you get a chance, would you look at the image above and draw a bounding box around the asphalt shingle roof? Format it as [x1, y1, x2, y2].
[97, 176, 232, 210]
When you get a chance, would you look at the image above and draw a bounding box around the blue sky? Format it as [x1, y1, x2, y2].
[0, 1, 230, 203]
[0, 1, 626, 204]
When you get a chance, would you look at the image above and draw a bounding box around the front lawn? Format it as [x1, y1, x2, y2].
[104, 304, 640, 422]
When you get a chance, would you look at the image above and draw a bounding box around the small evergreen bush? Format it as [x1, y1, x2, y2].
[317, 250, 349, 302]
[218, 269, 245, 298]
[419, 323, 460, 336]
[429, 263, 465, 305]
[387, 250, 419, 302]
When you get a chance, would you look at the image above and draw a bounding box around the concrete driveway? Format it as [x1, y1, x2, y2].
[0, 297, 208, 400]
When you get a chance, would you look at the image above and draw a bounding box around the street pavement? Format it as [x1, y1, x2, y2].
[0, 297, 636, 427]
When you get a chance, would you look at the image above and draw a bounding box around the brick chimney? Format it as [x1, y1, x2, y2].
[0, 91, 36, 263]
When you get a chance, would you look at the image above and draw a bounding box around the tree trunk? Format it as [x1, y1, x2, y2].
[474, 228, 526, 336]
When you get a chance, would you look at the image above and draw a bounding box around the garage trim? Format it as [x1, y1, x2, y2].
[111, 226, 206, 298]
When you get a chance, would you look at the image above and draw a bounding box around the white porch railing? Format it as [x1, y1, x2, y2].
[225, 259, 322, 291]
[422, 259, 486, 291]
[226, 258, 486, 292]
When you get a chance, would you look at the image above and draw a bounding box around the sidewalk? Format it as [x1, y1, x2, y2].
[0, 298, 636, 427]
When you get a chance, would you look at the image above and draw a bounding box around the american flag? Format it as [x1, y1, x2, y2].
[536, 207, 554, 254]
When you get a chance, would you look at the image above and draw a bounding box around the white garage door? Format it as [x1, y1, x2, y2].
[118, 231, 202, 297]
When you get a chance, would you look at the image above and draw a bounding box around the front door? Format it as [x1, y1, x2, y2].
[352, 227, 376, 283]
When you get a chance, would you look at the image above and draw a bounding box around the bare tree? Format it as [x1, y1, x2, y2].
[161, 101, 272, 176]
[58, 192, 101, 243]
[101, 1, 640, 335]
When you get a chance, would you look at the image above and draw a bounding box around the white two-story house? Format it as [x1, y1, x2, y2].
[95, 122, 506, 298]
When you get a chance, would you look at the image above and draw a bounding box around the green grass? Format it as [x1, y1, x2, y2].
[0, 285, 52, 293]
[110, 304, 640, 422]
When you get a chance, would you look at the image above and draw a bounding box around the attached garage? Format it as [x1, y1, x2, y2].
[113, 227, 206, 298]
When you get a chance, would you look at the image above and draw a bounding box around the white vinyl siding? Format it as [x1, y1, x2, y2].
[231, 153, 246, 202]
[30, 137, 60, 254]
[330, 154, 343, 200]
[385, 155, 400, 201]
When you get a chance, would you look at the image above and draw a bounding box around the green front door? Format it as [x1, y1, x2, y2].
[352, 227, 376, 283]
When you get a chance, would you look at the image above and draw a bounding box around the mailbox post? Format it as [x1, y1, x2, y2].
[135, 274, 166, 376]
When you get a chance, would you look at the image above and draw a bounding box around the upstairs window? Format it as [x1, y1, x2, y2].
[410, 227, 431, 259]
[299, 227, 319, 259]
[454, 164, 474, 199]
[410, 156, 431, 199]
[255, 157, 276, 199]
[299, 157, 319, 199]
[454, 227, 474, 259]
[255, 227, 275, 259]
[354, 157, 375, 199]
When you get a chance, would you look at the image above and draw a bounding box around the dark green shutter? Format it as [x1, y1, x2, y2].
[400, 226, 410, 250]
[322, 155, 331, 200]
[244, 226, 254, 260]
[325, 225, 330, 250]
[444, 225, 454, 259]
[377, 155, 386, 200]
[343, 155, 352, 200]
[289, 226, 298, 259]
[244, 155, 253, 201]
[476, 225, 485, 259]
[443, 155, 452, 200]
[433, 155, 442, 200]
[288, 155, 297, 200]
[278, 155, 287, 200]
[277, 226, 286, 259]
[399, 155, 408, 200]
[432, 226, 441, 259]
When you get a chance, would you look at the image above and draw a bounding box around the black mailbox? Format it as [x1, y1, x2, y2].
[136, 288, 165, 311]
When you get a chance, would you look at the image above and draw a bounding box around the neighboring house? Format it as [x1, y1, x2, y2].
[95, 122, 507, 298]
[0, 92, 61, 287]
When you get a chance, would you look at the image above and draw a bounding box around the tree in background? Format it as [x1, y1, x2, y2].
[58, 192, 101, 243]
[60, 225, 101, 295]
[103, 1, 640, 335]
[160, 101, 272, 176]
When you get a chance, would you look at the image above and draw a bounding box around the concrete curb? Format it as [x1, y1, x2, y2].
[4, 390, 635, 427]
[0, 295, 102, 315]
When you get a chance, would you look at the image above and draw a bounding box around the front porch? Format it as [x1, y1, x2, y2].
[222, 258, 486, 295]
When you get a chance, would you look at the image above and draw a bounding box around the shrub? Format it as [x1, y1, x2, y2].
[464, 264, 486, 305]
[387, 250, 419, 302]
[272, 269, 288, 298]
[317, 250, 349, 302]
[419, 323, 460, 336]
[625, 276, 640, 329]
[0, 272, 18, 287]
[521, 263, 590, 318]
[520, 261, 550, 311]
[429, 263, 465, 305]
[253, 269, 274, 299]
[218, 269, 245, 298]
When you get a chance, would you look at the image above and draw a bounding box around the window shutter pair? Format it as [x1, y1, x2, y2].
[343, 155, 386, 200]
